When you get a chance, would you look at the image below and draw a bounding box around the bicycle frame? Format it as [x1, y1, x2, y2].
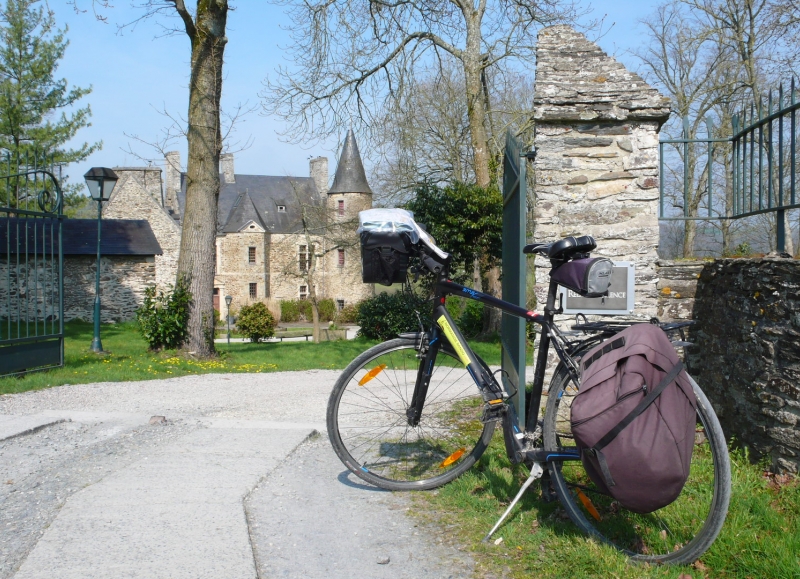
[410, 271, 588, 466]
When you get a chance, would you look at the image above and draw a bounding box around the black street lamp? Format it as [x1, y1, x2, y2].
[84, 167, 119, 353]
[225, 295, 233, 344]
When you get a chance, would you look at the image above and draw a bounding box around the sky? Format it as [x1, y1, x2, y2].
[49, 0, 661, 195]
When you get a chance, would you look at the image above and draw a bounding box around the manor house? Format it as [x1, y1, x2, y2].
[103, 130, 375, 313]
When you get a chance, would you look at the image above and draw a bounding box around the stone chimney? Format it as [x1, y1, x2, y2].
[164, 151, 181, 213]
[220, 152, 235, 184]
[310, 156, 328, 194]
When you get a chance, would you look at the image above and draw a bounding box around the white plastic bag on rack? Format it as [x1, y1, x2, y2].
[357, 208, 450, 260]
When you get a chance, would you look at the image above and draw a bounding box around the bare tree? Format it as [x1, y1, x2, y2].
[639, 0, 800, 257]
[369, 59, 535, 203]
[262, 0, 576, 189]
[75, 0, 230, 357]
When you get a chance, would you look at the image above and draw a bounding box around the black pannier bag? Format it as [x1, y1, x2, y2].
[570, 323, 697, 514]
[360, 229, 412, 286]
[550, 257, 613, 297]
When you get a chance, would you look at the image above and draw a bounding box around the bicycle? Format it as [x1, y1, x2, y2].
[326, 219, 731, 565]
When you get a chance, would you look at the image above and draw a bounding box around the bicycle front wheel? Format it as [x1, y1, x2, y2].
[542, 364, 731, 564]
[327, 337, 495, 491]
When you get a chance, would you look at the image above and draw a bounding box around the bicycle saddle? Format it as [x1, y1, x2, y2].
[523, 235, 597, 259]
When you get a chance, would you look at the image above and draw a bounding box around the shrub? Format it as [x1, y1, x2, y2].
[459, 299, 484, 338]
[297, 299, 312, 321]
[356, 291, 430, 341]
[445, 295, 463, 320]
[280, 300, 300, 322]
[336, 302, 360, 324]
[236, 302, 277, 342]
[136, 278, 192, 351]
[318, 298, 336, 322]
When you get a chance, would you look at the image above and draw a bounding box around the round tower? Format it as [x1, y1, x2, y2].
[327, 129, 374, 304]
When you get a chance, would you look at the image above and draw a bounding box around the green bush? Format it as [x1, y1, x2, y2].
[280, 300, 300, 322]
[356, 292, 430, 341]
[336, 302, 360, 324]
[459, 299, 484, 338]
[318, 298, 336, 322]
[136, 278, 192, 351]
[297, 299, 312, 321]
[236, 302, 277, 343]
[445, 295, 463, 320]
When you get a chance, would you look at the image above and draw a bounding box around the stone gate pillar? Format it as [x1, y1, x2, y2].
[533, 25, 671, 317]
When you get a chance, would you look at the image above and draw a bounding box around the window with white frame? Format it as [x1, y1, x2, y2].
[298, 245, 311, 271]
[299, 285, 308, 300]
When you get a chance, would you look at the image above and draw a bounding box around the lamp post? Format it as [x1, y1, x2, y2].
[225, 295, 232, 344]
[84, 167, 119, 353]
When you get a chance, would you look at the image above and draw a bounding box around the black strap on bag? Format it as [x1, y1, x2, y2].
[586, 360, 685, 488]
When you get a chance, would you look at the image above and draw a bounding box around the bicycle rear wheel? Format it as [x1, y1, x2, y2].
[327, 337, 495, 491]
[542, 364, 731, 564]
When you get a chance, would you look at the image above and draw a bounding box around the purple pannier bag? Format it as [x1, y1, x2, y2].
[571, 323, 697, 514]
[550, 257, 613, 298]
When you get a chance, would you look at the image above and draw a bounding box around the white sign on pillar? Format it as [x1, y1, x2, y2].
[557, 261, 636, 315]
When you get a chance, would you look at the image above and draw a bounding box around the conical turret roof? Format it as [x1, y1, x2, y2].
[328, 130, 372, 195]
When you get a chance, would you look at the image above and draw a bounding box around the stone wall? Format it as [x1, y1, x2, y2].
[655, 260, 706, 320]
[105, 169, 181, 290]
[215, 230, 270, 307]
[1, 256, 157, 323]
[665, 258, 800, 474]
[63, 256, 156, 322]
[533, 25, 671, 317]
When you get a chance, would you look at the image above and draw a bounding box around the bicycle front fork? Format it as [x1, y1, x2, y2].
[407, 305, 505, 426]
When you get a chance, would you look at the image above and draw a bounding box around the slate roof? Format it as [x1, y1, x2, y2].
[328, 129, 372, 194]
[0, 218, 162, 256]
[178, 174, 323, 235]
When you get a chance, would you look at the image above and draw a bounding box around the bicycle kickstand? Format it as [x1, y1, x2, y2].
[481, 461, 544, 543]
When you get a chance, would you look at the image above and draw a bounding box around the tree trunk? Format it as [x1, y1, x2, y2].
[308, 257, 320, 343]
[176, 3, 228, 357]
[462, 20, 491, 188]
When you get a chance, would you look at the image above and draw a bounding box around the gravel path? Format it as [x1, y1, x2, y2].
[0, 372, 477, 579]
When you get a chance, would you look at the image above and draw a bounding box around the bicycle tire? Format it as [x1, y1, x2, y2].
[542, 363, 731, 564]
[327, 337, 496, 491]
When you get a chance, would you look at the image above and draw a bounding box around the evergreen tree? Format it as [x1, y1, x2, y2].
[0, 0, 98, 209]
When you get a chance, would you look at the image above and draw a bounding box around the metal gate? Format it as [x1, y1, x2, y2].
[501, 131, 529, 425]
[0, 154, 64, 377]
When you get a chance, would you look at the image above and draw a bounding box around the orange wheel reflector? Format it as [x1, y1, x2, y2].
[358, 364, 387, 386]
[440, 448, 466, 468]
[576, 489, 602, 521]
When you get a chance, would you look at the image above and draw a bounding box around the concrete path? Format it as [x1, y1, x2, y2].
[0, 372, 475, 579]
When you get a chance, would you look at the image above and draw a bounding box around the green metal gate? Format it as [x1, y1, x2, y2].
[0, 154, 64, 376]
[501, 131, 530, 425]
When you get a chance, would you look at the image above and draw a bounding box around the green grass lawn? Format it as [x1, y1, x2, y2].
[0, 320, 383, 395]
[0, 320, 503, 395]
[413, 437, 800, 579]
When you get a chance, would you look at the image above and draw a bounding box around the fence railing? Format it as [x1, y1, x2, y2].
[659, 80, 800, 253]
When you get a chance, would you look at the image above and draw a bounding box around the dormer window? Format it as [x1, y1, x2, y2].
[277, 205, 286, 212]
